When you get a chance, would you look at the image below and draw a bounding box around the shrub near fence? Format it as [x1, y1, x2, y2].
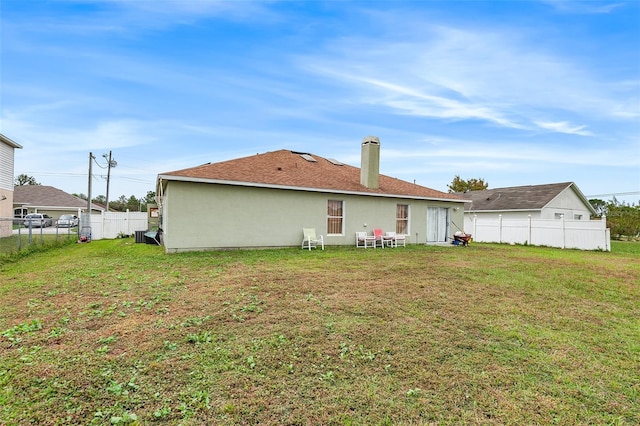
[466, 215, 611, 251]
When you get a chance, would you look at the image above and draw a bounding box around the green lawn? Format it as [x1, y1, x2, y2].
[1, 240, 638, 425]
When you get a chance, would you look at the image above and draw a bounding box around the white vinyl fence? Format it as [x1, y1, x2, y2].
[465, 215, 610, 251]
[81, 211, 149, 240]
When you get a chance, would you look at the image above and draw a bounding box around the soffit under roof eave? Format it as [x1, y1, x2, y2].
[14, 203, 87, 210]
[0, 134, 23, 149]
[157, 174, 467, 203]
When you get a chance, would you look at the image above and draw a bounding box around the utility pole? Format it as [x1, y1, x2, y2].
[102, 151, 117, 211]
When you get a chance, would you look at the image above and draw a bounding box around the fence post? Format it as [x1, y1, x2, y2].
[101, 210, 105, 240]
[561, 214, 565, 249]
[602, 215, 609, 251]
[473, 215, 477, 240]
[498, 214, 502, 243]
[528, 215, 532, 246]
[126, 209, 131, 236]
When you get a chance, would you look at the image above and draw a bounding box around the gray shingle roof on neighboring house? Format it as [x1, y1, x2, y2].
[458, 182, 595, 214]
[13, 185, 91, 209]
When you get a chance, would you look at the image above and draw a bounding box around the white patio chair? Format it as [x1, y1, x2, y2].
[301, 228, 324, 250]
[386, 231, 406, 247]
[355, 231, 375, 248]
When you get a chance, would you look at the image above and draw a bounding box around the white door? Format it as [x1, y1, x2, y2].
[427, 207, 450, 243]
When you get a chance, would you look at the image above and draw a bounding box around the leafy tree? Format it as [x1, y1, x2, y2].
[125, 195, 141, 211]
[606, 201, 640, 239]
[447, 175, 489, 193]
[15, 174, 41, 186]
[590, 198, 640, 239]
[589, 199, 607, 216]
[143, 191, 156, 205]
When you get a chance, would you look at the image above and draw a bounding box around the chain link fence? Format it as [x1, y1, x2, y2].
[0, 217, 78, 257]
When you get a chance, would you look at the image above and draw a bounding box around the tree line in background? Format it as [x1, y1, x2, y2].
[73, 192, 157, 212]
[15, 173, 156, 213]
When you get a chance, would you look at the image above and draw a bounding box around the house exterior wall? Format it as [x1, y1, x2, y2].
[0, 142, 16, 237]
[0, 142, 15, 191]
[0, 192, 13, 238]
[542, 187, 593, 220]
[161, 180, 463, 252]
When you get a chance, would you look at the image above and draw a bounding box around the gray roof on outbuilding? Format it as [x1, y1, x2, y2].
[458, 182, 595, 214]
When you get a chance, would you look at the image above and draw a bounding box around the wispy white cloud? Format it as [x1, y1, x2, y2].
[4, 0, 279, 37]
[299, 19, 637, 132]
[3, 110, 156, 153]
[541, 1, 626, 14]
[3, 2, 638, 201]
[534, 121, 593, 136]
[380, 137, 638, 168]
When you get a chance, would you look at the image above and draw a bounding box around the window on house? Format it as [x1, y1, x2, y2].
[554, 213, 564, 219]
[574, 214, 582, 220]
[396, 204, 409, 234]
[327, 200, 344, 235]
[14, 208, 27, 219]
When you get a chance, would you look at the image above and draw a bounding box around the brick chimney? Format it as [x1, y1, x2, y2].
[360, 136, 380, 189]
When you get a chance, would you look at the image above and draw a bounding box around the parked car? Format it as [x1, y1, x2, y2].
[56, 214, 79, 228]
[23, 213, 53, 228]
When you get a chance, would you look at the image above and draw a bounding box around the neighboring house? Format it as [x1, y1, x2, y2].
[0, 134, 23, 238]
[157, 136, 467, 252]
[459, 182, 596, 225]
[458, 182, 608, 251]
[13, 185, 103, 223]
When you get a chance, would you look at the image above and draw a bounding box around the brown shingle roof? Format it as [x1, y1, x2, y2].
[14, 185, 89, 208]
[160, 149, 462, 201]
[458, 182, 592, 212]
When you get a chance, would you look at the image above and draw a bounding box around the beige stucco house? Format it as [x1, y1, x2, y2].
[0, 134, 23, 238]
[157, 136, 467, 252]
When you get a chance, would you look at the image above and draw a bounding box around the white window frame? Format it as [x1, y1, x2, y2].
[396, 204, 410, 235]
[327, 200, 344, 235]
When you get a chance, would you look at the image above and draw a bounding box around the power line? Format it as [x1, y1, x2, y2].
[586, 191, 640, 198]
[19, 171, 154, 184]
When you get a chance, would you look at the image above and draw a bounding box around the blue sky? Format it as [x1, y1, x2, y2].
[2, 0, 639, 203]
